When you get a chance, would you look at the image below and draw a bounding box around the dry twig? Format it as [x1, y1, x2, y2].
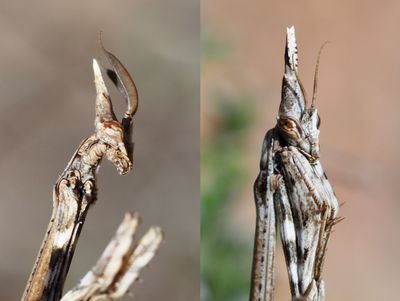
[61, 213, 163, 301]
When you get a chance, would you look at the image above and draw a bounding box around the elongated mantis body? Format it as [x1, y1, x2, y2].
[250, 26, 342, 301]
[22, 43, 139, 301]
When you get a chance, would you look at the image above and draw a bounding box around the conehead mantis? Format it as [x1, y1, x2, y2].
[250, 26, 342, 301]
[22, 39, 162, 301]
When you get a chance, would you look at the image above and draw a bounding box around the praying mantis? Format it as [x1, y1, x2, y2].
[250, 27, 342, 301]
[22, 41, 162, 301]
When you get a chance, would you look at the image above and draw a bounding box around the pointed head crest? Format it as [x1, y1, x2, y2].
[92, 37, 138, 174]
[279, 26, 306, 121]
[277, 26, 326, 161]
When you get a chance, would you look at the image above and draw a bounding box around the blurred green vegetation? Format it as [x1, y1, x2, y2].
[201, 34, 255, 300]
[201, 93, 254, 301]
[202, 32, 259, 301]
[202, 33, 231, 60]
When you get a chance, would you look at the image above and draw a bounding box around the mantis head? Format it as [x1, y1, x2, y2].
[92, 42, 138, 175]
[277, 26, 326, 161]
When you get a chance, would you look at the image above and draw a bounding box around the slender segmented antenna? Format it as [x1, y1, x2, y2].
[311, 41, 329, 109]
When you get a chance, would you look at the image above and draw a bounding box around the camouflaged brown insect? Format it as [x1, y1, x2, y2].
[250, 27, 343, 301]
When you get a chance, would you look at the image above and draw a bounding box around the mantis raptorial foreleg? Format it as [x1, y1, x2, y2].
[250, 129, 277, 301]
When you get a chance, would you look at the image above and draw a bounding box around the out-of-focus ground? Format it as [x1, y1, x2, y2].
[202, 1, 400, 301]
[0, 1, 199, 300]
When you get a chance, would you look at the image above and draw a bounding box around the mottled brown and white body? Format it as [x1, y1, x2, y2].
[250, 27, 341, 301]
[22, 43, 139, 301]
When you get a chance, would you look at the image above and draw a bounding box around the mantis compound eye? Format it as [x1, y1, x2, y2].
[106, 147, 131, 175]
[279, 118, 297, 130]
[277, 117, 303, 142]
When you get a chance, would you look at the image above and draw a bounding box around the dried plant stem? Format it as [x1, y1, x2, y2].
[61, 213, 163, 301]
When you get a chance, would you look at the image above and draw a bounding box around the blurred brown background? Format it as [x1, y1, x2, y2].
[0, 1, 199, 300]
[202, 1, 400, 300]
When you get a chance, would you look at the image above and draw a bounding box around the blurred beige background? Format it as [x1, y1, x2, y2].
[0, 1, 199, 300]
[202, 1, 400, 300]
